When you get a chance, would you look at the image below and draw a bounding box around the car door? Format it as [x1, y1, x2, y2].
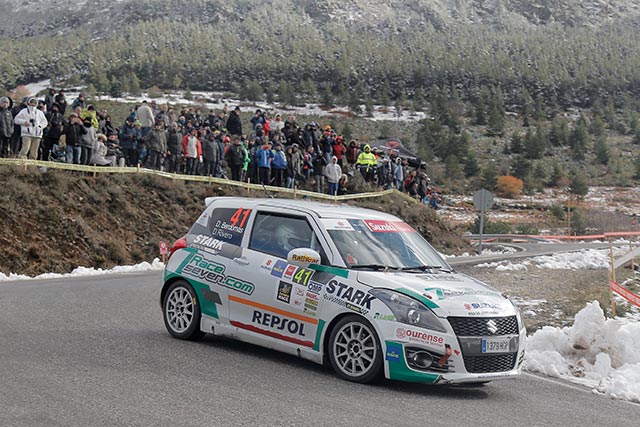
[225, 210, 329, 350]
[180, 205, 252, 325]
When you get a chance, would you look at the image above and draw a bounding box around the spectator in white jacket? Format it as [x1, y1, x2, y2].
[324, 155, 342, 196]
[14, 97, 48, 160]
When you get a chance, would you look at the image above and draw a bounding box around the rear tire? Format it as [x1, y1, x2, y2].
[328, 315, 383, 384]
[163, 280, 204, 341]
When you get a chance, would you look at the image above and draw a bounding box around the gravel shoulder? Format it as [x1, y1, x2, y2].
[454, 265, 632, 331]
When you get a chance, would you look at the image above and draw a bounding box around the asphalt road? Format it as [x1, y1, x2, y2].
[1, 271, 638, 427]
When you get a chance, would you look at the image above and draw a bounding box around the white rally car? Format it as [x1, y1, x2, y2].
[161, 197, 526, 384]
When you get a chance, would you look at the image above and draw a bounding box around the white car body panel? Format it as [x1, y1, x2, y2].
[162, 197, 526, 385]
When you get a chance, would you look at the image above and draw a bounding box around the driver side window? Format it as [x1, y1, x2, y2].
[249, 213, 325, 262]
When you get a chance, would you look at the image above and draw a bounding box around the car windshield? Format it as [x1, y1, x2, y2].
[323, 218, 449, 271]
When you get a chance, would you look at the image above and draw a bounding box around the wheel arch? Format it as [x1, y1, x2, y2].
[322, 312, 379, 365]
[160, 275, 186, 307]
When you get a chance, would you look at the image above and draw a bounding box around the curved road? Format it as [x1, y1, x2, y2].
[448, 241, 620, 266]
[0, 271, 637, 427]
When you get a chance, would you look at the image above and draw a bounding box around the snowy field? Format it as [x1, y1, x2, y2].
[1, 248, 638, 404]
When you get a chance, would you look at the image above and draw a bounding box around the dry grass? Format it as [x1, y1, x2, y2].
[0, 166, 471, 275]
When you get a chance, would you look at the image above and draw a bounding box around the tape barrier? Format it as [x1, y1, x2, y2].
[609, 280, 640, 308]
[0, 158, 401, 202]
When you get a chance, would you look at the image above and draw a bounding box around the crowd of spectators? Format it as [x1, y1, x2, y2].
[0, 89, 442, 206]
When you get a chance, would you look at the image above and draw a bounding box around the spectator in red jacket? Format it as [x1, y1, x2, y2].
[182, 129, 202, 175]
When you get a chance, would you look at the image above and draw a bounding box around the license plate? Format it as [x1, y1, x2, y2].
[482, 338, 511, 353]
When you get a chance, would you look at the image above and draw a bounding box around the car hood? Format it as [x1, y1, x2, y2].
[356, 270, 516, 318]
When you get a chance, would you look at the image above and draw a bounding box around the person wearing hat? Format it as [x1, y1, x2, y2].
[256, 139, 274, 185]
[226, 106, 242, 136]
[54, 90, 67, 115]
[41, 103, 65, 161]
[143, 120, 168, 170]
[225, 135, 247, 182]
[79, 115, 97, 165]
[356, 144, 377, 183]
[0, 96, 14, 158]
[325, 155, 342, 196]
[90, 133, 116, 166]
[13, 97, 48, 160]
[119, 116, 142, 166]
[271, 142, 287, 187]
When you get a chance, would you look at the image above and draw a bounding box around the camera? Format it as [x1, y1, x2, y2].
[30, 119, 35, 125]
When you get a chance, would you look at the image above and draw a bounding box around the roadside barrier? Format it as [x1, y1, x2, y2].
[0, 158, 416, 203]
[609, 245, 640, 315]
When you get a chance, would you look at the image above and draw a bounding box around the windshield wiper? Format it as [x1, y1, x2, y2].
[350, 264, 400, 271]
[399, 265, 450, 273]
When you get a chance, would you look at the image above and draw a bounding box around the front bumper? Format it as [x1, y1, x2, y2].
[379, 315, 526, 384]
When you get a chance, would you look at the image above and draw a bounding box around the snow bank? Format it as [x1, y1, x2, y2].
[525, 301, 640, 403]
[0, 258, 165, 282]
[476, 248, 622, 271]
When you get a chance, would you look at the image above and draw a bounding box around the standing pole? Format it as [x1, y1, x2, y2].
[609, 244, 617, 317]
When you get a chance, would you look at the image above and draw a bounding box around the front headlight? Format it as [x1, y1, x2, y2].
[370, 289, 447, 333]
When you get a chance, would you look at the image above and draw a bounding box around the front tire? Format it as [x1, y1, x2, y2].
[163, 280, 204, 341]
[328, 315, 383, 383]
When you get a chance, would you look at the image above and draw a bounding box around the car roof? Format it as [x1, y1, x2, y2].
[204, 197, 401, 221]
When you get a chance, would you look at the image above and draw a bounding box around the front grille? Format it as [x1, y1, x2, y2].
[447, 316, 518, 336]
[463, 354, 517, 373]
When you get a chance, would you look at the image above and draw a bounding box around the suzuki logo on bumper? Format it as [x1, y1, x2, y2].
[486, 319, 499, 334]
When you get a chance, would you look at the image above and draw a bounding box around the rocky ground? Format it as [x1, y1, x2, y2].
[455, 264, 637, 331]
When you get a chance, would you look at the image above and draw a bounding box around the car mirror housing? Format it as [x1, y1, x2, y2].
[287, 248, 321, 267]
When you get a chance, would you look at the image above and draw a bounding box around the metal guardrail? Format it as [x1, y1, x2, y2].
[464, 232, 640, 242]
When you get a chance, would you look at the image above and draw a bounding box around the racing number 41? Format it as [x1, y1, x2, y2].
[230, 208, 251, 228]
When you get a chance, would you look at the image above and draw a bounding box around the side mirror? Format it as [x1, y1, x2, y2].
[287, 248, 321, 267]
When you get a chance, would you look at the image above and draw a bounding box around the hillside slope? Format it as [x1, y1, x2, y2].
[0, 166, 469, 276]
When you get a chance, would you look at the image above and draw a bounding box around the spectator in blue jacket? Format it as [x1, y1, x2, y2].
[271, 142, 287, 187]
[256, 141, 274, 185]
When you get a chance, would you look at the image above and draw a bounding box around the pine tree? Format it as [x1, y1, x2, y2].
[486, 87, 505, 136]
[445, 155, 463, 180]
[481, 162, 498, 191]
[594, 135, 609, 165]
[569, 171, 589, 199]
[412, 87, 425, 112]
[129, 73, 141, 96]
[549, 117, 569, 146]
[464, 153, 479, 178]
[109, 76, 123, 99]
[569, 117, 590, 161]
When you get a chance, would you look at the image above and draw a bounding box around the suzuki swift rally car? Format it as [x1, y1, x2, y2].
[161, 197, 526, 384]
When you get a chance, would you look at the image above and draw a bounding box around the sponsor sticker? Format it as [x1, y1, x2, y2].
[395, 327, 444, 347]
[363, 220, 415, 233]
[284, 265, 297, 279]
[271, 260, 287, 278]
[464, 302, 501, 311]
[325, 279, 375, 309]
[277, 281, 292, 304]
[386, 342, 402, 362]
[307, 281, 323, 294]
[320, 219, 355, 231]
[260, 258, 275, 272]
[180, 253, 254, 295]
[373, 313, 396, 321]
[251, 310, 306, 336]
